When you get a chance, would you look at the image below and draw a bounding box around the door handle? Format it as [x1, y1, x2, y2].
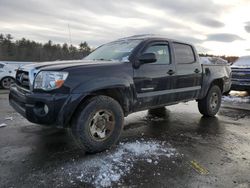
[194, 69, 200, 73]
[167, 69, 175, 75]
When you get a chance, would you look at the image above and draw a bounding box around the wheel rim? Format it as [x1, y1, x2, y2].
[88, 109, 115, 141]
[2, 77, 14, 89]
[210, 92, 219, 110]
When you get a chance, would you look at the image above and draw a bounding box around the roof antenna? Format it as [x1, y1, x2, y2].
[68, 23, 72, 45]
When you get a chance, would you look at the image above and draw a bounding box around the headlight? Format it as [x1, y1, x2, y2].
[34, 71, 68, 91]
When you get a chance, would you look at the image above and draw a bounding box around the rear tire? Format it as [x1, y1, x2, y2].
[148, 107, 166, 116]
[198, 85, 222, 117]
[71, 95, 124, 153]
[223, 90, 231, 96]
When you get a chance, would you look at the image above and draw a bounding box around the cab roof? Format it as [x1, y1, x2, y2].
[116, 34, 193, 46]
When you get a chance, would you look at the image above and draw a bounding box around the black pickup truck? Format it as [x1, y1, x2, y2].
[9, 35, 231, 153]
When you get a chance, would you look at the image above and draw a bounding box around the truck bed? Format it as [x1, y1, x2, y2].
[199, 64, 231, 99]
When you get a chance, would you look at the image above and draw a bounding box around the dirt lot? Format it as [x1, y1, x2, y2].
[1, 90, 250, 188]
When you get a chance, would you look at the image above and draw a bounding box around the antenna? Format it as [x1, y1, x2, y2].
[68, 23, 72, 45]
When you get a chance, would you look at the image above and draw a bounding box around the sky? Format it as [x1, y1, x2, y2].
[0, 0, 250, 56]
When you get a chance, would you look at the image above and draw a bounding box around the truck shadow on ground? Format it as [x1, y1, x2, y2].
[123, 107, 225, 143]
[22, 107, 226, 161]
[197, 116, 223, 135]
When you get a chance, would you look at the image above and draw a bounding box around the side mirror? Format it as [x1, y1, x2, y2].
[138, 53, 157, 64]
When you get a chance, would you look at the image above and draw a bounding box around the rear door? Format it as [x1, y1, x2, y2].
[171, 42, 202, 101]
[133, 41, 176, 110]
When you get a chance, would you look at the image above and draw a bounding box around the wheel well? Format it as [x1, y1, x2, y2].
[1, 76, 15, 82]
[69, 88, 129, 127]
[93, 88, 128, 113]
[211, 79, 223, 92]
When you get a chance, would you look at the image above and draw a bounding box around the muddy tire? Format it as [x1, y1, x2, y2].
[198, 85, 222, 117]
[71, 95, 124, 153]
[1, 77, 15, 89]
[148, 107, 166, 116]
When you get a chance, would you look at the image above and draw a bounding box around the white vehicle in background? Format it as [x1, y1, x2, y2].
[0, 61, 33, 89]
[1, 61, 32, 67]
[0, 62, 18, 89]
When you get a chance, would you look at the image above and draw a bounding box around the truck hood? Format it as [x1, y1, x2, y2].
[19, 59, 123, 71]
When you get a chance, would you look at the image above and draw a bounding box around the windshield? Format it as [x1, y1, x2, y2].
[85, 39, 142, 62]
[233, 56, 250, 66]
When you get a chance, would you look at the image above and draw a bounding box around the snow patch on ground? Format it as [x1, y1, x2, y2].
[222, 96, 250, 103]
[65, 140, 178, 187]
[0, 123, 7, 128]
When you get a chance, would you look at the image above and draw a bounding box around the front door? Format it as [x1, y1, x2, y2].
[133, 41, 176, 110]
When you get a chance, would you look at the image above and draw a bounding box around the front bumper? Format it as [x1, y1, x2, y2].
[231, 79, 250, 91]
[9, 85, 72, 126]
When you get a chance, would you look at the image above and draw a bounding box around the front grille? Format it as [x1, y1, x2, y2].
[16, 70, 30, 90]
[232, 69, 250, 80]
[232, 73, 250, 80]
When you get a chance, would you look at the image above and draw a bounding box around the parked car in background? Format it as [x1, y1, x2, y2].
[231, 56, 250, 93]
[1, 61, 32, 67]
[0, 62, 17, 89]
[0, 61, 32, 89]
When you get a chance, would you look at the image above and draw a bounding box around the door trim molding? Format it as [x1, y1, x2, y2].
[141, 87, 155, 91]
[137, 86, 201, 98]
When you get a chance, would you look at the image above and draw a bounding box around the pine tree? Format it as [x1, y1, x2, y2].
[0, 33, 92, 61]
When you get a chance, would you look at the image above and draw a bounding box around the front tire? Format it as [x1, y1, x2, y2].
[198, 85, 222, 117]
[1, 77, 15, 89]
[71, 95, 124, 153]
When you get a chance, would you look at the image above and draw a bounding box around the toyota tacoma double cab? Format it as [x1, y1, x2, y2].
[9, 35, 231, 153]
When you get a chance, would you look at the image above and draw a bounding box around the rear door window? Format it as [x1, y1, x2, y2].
[173, 43, 195, 64]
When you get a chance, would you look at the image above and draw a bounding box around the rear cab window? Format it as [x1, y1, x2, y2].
[173, 43, 196, 64]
